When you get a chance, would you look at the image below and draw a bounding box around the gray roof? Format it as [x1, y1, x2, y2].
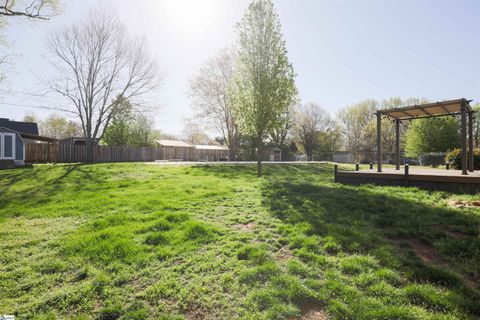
[156, 140, 194, 148]
[0, 118, 38, 135]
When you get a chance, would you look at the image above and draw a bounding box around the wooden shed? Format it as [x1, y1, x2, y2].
[194, 145, 229, 161]
[156, 140, 195, 160]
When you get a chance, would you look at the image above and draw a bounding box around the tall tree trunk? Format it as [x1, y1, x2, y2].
[257, 140, 263, 177]
[86, 138, 94, 163]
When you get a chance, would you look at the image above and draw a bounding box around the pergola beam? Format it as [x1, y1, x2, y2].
[461, 101, 468, 175]
[377, 112, 382, 172]
[469, 112, 474, 172]
[395, 119, 400, 170]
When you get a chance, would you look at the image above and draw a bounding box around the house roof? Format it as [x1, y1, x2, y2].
[194, 145, 229, 151]
[378, 98, 473, 121]
[0, 118, 38, 135]
[20, 132, 57, 143]
[156, 140, 194, 148]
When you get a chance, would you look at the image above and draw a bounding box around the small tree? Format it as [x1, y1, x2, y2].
[103, 97, 134, 146]
[230, 0, 297, 176]
[40, 114, 81, 139]
[293, 103, 331, 161]
[129, 113, 158, 147]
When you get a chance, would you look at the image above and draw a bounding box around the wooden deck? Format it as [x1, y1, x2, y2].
[334, 166, 480, 193]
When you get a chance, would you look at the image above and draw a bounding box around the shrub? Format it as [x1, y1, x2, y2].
[418, 153, 445, 167]
[445, 148, 480, 170]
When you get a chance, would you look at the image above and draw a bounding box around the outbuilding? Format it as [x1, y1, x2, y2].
[156, 139, 195, 161]
[0, 118, 39, 168]
[194, 145, 229, 161]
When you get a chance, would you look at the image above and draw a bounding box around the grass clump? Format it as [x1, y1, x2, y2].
[98, 304, 123, 320]
[239, 261, 281, 284]
[183, 220, 216, 243]
[237, 243, 270, 265]
[144, 232, 168, 246]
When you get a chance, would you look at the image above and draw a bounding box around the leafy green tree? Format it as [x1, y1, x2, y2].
[40, 114, 82, 139]
[229, 0, 297, 176]
[404, 117, 461, 158]
[103, 97, 134, 146]
[23, 112, 82, 139]
[129, 113, 159, 147]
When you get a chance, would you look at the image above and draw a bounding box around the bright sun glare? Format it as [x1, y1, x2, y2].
[160, 0, 221, 37]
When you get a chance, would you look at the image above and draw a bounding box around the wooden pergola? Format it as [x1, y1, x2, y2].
[376, 98, 474, 175]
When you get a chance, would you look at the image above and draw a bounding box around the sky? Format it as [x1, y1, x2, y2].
[0, 0, 479, 136]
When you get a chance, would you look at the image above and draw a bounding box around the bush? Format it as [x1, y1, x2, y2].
[445, 148, 480, 170]
[418, 153, 445, 167]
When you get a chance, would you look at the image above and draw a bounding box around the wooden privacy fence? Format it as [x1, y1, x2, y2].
[26, 144, 165, 163]
[25, 144, 229, 163]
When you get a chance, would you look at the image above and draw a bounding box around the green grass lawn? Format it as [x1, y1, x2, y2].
[1, 163, 479, 320]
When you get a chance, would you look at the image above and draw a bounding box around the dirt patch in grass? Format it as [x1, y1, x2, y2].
[185, 306, 208, 320]
[392, 236, 480, 289]
[277, 245, 294, 263]
[391, 237, 442, 264]
[432, 224, 468, 239]
[232, 222, 255, 231]
[298, 302, 329, 320]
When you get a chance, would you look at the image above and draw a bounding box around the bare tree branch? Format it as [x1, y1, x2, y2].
[0, 0, 56, 19]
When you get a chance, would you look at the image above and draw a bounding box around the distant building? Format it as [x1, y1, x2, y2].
[155, 139, 229, 161]
[156, 139, 195, 160]
[59, 137, 99, 146]
[194, 145, 229, 161]
[0, 118, 55, 168]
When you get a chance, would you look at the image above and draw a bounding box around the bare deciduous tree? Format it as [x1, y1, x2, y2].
[189, 48, 238, 159]
[337, 99, 377, 162]
[182, 121, 210, 145]
[293, 103, 331, 161]
[46, 9, 163, 161]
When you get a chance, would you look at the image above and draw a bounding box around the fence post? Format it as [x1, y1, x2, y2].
[334, 164, 338, 182]
[355, 163, 359, 171]
[446, 162, 450, 170]
[404, 164, 409, 186]
[369, 162, 373, 170]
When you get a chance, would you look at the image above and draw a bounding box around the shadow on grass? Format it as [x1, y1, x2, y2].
[260, 166, 480, 316]
[0, 163, 104, 214]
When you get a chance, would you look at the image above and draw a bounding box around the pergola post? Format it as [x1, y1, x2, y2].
[468, 112, 474, 172]
[377, 112, 382, 172]
[395, 119, 400, 170]
[461, 101, 468, 175]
